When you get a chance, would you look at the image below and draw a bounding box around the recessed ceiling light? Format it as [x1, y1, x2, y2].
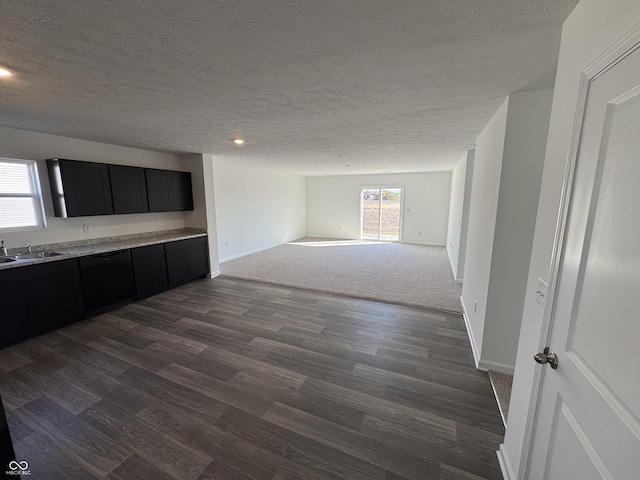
[233, 138, 245, 145]
[0, 67, 13, 77]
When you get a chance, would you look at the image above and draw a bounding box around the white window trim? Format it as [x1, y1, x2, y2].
[0, 157, 47, 232]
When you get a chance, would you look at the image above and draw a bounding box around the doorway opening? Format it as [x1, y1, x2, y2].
[361, 187, 402, 241]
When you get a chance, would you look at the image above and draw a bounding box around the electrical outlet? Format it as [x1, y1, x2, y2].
[225, 242, 228, 247]
[337, 226, 341, 231]
[474, 300, 478, 313]
[83, 224, 91, 233]
[157, 218, 162, 226]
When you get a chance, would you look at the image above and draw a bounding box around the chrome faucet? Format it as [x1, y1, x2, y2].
[0, 240, 7, 256]
[24, 243, 32, 254]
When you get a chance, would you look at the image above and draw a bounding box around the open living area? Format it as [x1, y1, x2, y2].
[1, 1, 639, 479]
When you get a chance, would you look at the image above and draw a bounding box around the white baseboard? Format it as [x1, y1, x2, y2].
[303, 234, 353, 241]
[219, 241, 283, 263]
[207, 270, 222, 278]
[460, 296, 486, 371]
[478, 360, 515, 375]
[497, 444, 515, 480]
[402, 241, 446, 247]
[455, 278, 464, 285]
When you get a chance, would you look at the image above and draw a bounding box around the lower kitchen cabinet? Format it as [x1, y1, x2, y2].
[132, 244, 169, 299]
[0, 259, 84, 349]
[30, 260, 84, 332]
[165, 237, 209, 287]
[0, 279, 33, 348]
[0, 235, 208, 349]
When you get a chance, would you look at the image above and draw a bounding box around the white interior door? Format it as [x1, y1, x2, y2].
[528, 44, 640, 478]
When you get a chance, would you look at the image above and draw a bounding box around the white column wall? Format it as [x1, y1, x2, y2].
[461, 99, 509, 362]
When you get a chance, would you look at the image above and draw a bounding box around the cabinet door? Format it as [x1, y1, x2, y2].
[166, 249, 189, 287]
[0, 259, 83, 348]
[169, 171, 194, 211]
[132, 244, 168, 299]
[145, 169, 172, 212]
[0, 277, 33, 348]
[29, 261, 84, 333]
[51, 159, 114, 217]
[187, 242, 209, 279]
[109, 165, 149, 214]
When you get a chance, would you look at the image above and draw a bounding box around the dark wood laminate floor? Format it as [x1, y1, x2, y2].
[0, 277, 504, 480]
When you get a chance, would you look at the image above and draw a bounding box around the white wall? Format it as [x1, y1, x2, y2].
[213, 160, 306, 262]
[306, 172, 452, 245]
[0, 126, 186, 248]
[461, 99, 509, 359]
[457, 151, 474, 282]
[461, 89, 553, 374]
[446, 149, 474, 283]
[483, 89, 553, 370]
[501, 1, 640, 477]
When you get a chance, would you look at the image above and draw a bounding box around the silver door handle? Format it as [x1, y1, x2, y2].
[534, 347, 558, 369]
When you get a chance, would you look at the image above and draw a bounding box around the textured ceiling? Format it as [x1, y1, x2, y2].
[0, 0, 578, 175]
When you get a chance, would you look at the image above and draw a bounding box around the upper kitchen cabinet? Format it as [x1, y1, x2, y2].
[109, 164, 149, 214]
[170, 170, 194, 211]
[47, 158, 193, 217]
[47, 159, 114, 217]
[146, 168, 193, 212]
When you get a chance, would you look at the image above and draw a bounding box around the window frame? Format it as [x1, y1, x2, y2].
[0, 157, 47, 232]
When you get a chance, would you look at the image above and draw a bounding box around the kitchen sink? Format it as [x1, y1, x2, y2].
[17, 251, 67, 260]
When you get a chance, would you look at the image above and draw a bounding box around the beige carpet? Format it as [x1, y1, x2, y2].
[220, 238, 463, 314]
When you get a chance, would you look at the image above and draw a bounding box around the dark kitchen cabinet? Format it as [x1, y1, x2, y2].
[47, 159, 114, 217]
[0, 275, 33, 348]
[165, 237, 208, 287]
[109, 165, 149, 214]
[169, 171, 194, 211]
[186, 240, 209, 279]
[146, 169, 193, 212]
[132, 244, 168, 299]
[47, 159, 193, 217]
[29, 260, 84, 332]
[0, 259, 84, 348]
[0, 235, 207, 348]
[145, 168, 173, 212]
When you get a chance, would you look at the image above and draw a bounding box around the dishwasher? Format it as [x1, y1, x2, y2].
[79, 249, 136, 315]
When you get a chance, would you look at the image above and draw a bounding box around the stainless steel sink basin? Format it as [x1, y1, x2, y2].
[17, 251, 67, 260]
[0, 256, 16, 263]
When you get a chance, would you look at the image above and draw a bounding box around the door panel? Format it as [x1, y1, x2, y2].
[545, 399, 608, 480]
[529, 45, 640, 479]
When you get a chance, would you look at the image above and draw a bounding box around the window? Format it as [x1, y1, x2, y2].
[0, 158, 46, 231]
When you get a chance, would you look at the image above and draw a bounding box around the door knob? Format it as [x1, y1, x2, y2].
[534, 347, 558, 369]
